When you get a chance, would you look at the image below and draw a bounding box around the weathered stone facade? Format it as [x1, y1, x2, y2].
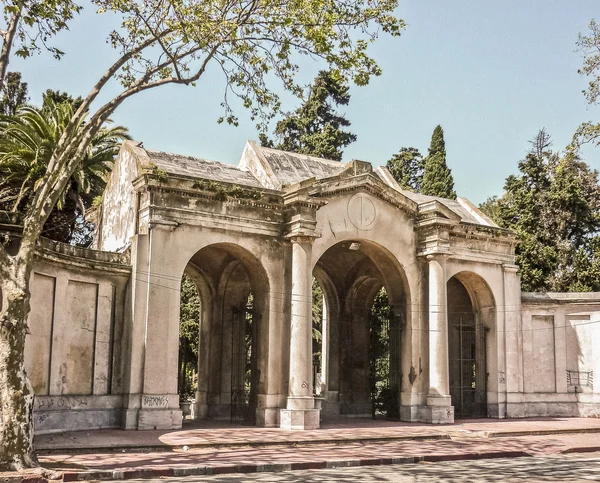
[21, 140, 600, 432]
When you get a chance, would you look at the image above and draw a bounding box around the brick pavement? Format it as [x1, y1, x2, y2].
[34, 417, 600, 453]
[16, 418, 598, 481]
[3, 418, 600, 482]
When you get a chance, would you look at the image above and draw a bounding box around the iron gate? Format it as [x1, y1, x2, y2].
[369, 292, 401, 419]
[449, 316, 487, 418]
[231, 300, 256, 424]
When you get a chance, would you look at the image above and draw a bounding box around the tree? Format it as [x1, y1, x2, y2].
[574, 19, 600, 147]
[178, 274, 201, 401]
[0, 0, 405, 470]
[421, 125, 456, 199]
[0, 71, 27, 115]
[42, 88, 83, 112]
[0, 100, 129, 245]
[0, 1, 81, 88]
[386, 147, 424, 191]
[487, 130, 600, 292]
[264, 70, 357, 161]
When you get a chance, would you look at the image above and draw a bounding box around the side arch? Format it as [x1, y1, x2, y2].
[447, 270, 498, 418]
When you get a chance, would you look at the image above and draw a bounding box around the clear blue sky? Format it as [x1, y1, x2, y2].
[10, 0, 600, 204]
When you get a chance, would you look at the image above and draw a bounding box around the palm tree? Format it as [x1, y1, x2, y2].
[0, 99, 130, 244]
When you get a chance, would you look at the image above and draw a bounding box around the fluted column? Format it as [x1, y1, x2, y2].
[280, 236, 319, 429]
[426, 254, 454, 423]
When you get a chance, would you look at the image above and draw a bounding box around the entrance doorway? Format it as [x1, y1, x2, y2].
[230, 294, 257, 424]
[448, 276, 488, 418]
[313, 240, 408, 420]
[180, 243, 268, 425]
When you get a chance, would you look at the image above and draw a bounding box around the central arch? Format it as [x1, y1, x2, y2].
[181, 243, 270, 425]
[312, 239, 410, 419]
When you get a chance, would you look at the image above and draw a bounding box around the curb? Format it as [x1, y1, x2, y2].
[59, 451, 533, 482]
[488, 428, 600, 439]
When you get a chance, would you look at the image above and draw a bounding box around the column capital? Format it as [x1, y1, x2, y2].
[425, 252, 450, 262]
[502, 263, 519, 274]
[285, 233, 319, 244]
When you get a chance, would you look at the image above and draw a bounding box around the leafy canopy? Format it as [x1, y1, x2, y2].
[574, 19, 600, 147]
[386, 147, 424, 191]
[0, 71, 28, 116]
[0, 99, 129, 243]
[90, 0, 404, 128]
[262, 70, 356, 160]
[481, 130, 600, 292]
[1, 0, 82, 70]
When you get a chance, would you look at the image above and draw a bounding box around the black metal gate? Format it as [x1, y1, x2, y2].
[449, 315, 487, 418]
[369, 290, 401, 419]
[231, 299, 256, 424]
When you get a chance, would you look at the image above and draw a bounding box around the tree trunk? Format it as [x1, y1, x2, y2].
[0, 251, 37, 470]
[0, 8, 22, 89]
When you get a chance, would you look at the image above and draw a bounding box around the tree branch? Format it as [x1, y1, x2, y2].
[0, 6, 23, 88]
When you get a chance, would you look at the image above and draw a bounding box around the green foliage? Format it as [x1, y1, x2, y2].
[488, 130, 600, 292]
[478, 196, 501, 222]
[42, 89, 83, 111]
[263, 70, 357, 160]
[574, 19, 600, 147]
[1, 0, 82, 63]
[0, 72, 28, 116]
[312, 278, 323, 374]
[90, 0, 404, 130]
[0, 99, 130, 244]
[386, 147, 424, 191]
[191, 179, 263, 201]
[179, 274, 201, 401]
[369, 287, 396, 418]
[421, 125, 456, 200]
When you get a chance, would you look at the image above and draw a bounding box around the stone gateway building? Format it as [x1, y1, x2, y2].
[22, 140, 600, 433]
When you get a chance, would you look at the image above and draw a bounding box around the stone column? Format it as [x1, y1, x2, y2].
[280, 236, 320, 429]
[502, 264, 522, 415]
[425, 254, 454, 424]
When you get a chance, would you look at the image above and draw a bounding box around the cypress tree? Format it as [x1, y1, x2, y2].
[421, 125, 457, 199]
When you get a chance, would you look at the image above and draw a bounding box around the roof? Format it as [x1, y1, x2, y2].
[134, 142, 497, 229]
[258, 147, 346, 186]
[146, 149, 262, 188]
[400, 190, 498, 228]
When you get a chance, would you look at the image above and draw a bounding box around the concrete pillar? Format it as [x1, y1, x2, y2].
[280, 237, 319, 429]
[425, 254, 454, 423]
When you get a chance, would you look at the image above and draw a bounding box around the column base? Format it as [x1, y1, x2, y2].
[400, 405, 420, 422]
[420, 405, 454, 424]
[137, 409, 183, 430]
[280, 409, 320, 430]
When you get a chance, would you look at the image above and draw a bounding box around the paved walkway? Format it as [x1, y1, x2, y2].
[34, 417, 600, 452]
[18, 418, 600, 481]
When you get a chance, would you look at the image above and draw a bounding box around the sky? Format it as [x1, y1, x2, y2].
[9, 0, 600, 204]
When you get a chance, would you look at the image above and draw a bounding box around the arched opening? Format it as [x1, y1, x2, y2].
[178, 274, 201, 412]
[180, 243, 269, 425]
[447, 273, 496, 419]
[314, 240, 408, 420]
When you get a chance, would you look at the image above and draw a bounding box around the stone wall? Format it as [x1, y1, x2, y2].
[513, 293, 600, 417]
[25, 238, 131, 433]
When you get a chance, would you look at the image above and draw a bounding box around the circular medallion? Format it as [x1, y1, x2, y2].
[347, 193, 377, 230]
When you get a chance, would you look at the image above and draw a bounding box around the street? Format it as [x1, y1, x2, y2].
[112, 452, 600, 482]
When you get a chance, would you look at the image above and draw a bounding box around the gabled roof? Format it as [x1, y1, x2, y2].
[258, 146, 346, 186]
[146, 149, 262, 188]
[120, 139, 498, 230]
